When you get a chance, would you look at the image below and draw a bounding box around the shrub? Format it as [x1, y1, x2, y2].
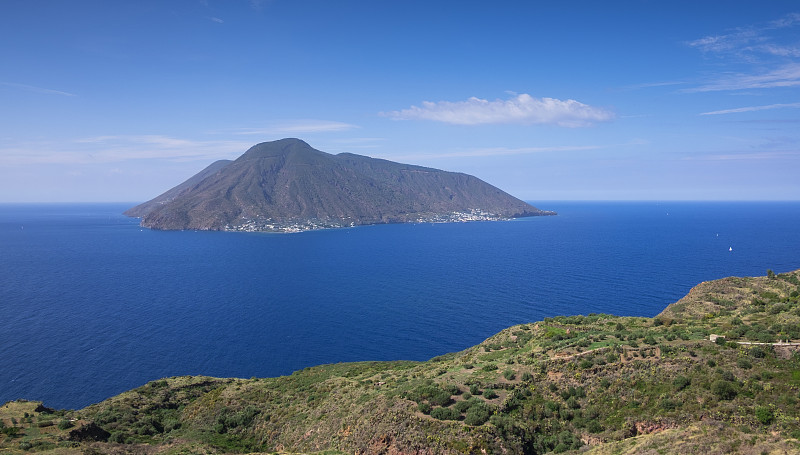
[109, 432, 127, 443]
[503, 369, 516, 380]
[673, 375, 691, 391]
[469, 384, 481, 395]
[660, 398, 678, 411]
[418, 402, 431, 414]
[484, 389, 498, 399]
[566, 396, 580, 409]
[755, 406, 774, 425]
[58, 419, 74, 430]
[521, 372, 533, 382]
[464, 403, 492, 426]
[430, 407, 460, 421]
[1, 426, 20, 437]
[444, 384, 460, 396]
[712, 380, 737, 400]
[586, 420, 604, 433]
[719, 369, 736, 382]
[544, 400, 560, 415]
[429, 390, 452, 407]
[750, 346, 767, 358]
[737, 358, 753, 369]
[454, 400, 473, 413]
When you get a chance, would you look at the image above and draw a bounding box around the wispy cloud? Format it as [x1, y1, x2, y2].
[228, 120, 359, 135]
[686, 12, 800, 93]
[210, 17, 224, 23]
[0, 81, 76, 97]
[620, 80, 688, 91]
[688, 63, 800, 92]
[0, 136, 251, 166]
[381, 144, 607, 162]
[687, 12, 800, 60]
[682, 150, 800, 161]
[382, 94, 614, 127]
[248, 0, 269, 10]
[700, 102, 800, 115]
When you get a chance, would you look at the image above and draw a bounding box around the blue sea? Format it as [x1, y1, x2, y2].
[1, 201, 799, 409]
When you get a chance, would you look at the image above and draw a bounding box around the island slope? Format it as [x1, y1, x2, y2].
[125, 138, 554, 232]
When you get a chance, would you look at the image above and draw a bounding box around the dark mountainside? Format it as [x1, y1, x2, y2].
[125, 138, 554, 232]
[123, 159, 232, 218]
[2, 270, 799, 454]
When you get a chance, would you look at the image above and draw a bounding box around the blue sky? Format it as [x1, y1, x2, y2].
[1, 1, 799, 202]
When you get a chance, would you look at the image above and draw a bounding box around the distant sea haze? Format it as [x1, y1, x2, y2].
[1, 201, 799, 409]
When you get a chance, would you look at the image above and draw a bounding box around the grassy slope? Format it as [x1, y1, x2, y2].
[1, 270, 799, 455]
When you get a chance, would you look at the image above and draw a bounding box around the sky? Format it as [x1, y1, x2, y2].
[1, 0, 799, 202]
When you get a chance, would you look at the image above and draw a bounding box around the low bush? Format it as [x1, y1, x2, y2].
[712, 380, 737, 400]
[673, 375, 691, 391]
[57, 419, 74, 430]
[755, 406, 774, 425]
[430, 407, 460, 421]
[418, 402, 431, 414]
[464, 402, 492, 426]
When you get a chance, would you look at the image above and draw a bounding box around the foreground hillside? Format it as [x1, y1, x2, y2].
[2, 270, 799, 454]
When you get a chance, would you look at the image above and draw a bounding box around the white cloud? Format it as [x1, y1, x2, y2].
[700, 102, 800, 115]
[382, 94, 614, 127]
[229, 120, 359, 135]
[0, 81, 76, 97]
[210, 17, 224, 23]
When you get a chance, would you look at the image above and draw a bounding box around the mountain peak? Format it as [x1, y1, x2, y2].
[237, 138, 322, 161]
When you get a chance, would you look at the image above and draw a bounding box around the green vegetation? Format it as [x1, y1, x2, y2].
[1, 270, 800, 454]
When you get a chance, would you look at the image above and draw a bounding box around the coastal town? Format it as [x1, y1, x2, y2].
[224, 209, 514, 233]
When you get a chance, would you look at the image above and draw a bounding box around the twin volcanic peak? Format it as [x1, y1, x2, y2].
[124, 138, 554, 232]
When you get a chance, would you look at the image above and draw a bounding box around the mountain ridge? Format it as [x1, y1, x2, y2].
[125, 139, 554, 232]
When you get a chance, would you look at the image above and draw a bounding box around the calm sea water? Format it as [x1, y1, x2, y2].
[1, 201, 799, 409]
